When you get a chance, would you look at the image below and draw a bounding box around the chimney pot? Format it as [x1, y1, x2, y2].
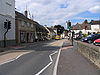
[24, 10, 28, 17]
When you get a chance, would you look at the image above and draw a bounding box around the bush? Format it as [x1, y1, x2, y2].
[83, 34, 88, 37]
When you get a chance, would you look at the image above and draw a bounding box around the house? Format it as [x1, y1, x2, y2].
[72, 20, 100, 34]
[15, 11, 36, 44]
[15, 10, 48, 43]
[72, 20, 91, 34]
[34, 22, 48, 41]
[90, 20, 100, 33]
[0, 0, 15, 47]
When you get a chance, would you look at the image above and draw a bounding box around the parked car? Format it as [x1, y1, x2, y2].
[81, 34, 100, 43]
[93, 38, 100, 45]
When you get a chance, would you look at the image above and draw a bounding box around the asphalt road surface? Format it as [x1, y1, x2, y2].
[0, 40, 64, 75]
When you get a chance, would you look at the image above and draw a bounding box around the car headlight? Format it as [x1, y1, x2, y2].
[85, 38, 87, 40]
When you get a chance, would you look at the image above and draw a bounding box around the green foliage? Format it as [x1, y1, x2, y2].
[54, 25, 65, 34]
[83, 34, 88, 37]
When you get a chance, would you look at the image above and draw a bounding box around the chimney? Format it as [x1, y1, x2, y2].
[83, 19, 88, 24]
[90, 20, 94, 24]
[24, 10, 28, 17]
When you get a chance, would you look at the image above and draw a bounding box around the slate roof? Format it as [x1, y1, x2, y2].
[90, 20, 100, 25]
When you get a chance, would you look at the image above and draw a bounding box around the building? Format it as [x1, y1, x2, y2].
[34, 22, 48, 41]
[72, 20, 100, 34]
[44, 26, 56, 40]
[15, 11, 36, 44]
[72, 20, 91, 34]
[15, 11, 48, 43]
[0, 0, 15, 47]
[90, 20, 100, 33]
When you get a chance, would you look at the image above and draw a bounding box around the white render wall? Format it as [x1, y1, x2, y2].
[73, 29, 92, 34]
[0, 0, 15, 18]
[73, 24, 100, 34]
[0, 0, 15, 41]
[91, 24, 100, 32]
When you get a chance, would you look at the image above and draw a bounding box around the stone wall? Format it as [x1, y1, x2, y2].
[74, 41, 100, 68]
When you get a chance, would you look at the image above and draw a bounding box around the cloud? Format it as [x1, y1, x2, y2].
[15, 0, 100, 26]
[89, 5, 100, 13]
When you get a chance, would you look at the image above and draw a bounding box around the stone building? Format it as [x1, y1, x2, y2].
[15, 11, 36, 44]
[0, 0, 15, 47]
[15, 11, 48, 44]
[34, 22, 48, 41]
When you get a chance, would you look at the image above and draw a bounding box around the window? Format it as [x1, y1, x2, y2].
[19, 20, 23, 26]
[30, 23, 31, 27]
[31, 24, 34, 28]
[24, 21, 27, 26]
[27, 23, 30, 27]
[22, 21, 24, 26]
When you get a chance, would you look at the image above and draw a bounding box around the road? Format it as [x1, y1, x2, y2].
[0, 40, 64, 75]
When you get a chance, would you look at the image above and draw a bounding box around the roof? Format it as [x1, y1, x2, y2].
[90, 20, 100, 25]
[15, 11, 28, 20]
[15, 11, 48, 32]
[72, 23, 91, 30]
[71, 20, 100, 30]
[47, 27, 55, 33]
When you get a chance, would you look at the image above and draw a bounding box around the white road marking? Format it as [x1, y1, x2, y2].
[35, 51, 58, 75]
[53, 48, 61, 75]
[0, 51, 32, 66]
[0, 58, 15, 66]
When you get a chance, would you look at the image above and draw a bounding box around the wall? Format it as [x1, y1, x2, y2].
[91, 25, 100, 32]
[74, 41, 100, 68]
[0, 0, 15, 18]
[73, 29, 92, 34]
[0, 0, 15, 47]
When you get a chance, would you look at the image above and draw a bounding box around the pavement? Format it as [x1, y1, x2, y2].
[57, 41, 100, 75]
[0, 51, 32, 65]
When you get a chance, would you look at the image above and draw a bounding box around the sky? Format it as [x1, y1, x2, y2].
[15, 0, 100, 28]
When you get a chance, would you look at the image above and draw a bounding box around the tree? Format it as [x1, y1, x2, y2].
[54, 25, 64, 35]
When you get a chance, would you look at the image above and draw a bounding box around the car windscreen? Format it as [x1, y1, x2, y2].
[87, 34, 95, 38]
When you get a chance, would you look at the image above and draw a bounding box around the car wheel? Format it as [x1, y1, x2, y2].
[88, 40, 92, 44]
[93, 43, 96, 45]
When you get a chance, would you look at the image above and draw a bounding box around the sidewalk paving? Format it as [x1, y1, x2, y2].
[57, 45, 100, 75]
[0, 51, 32, 65]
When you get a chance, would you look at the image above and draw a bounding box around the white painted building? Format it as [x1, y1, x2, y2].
[0, 0, 15, 47]
[72, 20, 100, 35]
[91, 24, 100, 33]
